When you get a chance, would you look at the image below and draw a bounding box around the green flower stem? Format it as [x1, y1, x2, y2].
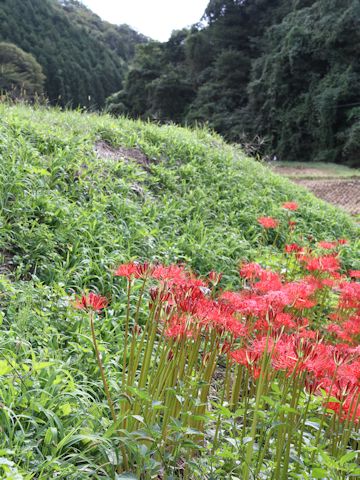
[213, 354, 232, 453]
[128, 300, 158, 387]
[89, 311, 129, 471]
[122, 279, 132, 388]
[311, 366, 339, 464]
[339, 390, 360, 455]
[230, 364, 243, 410]
[282, 375, 304, 479]
[243, 348, 270, 480]
[296, 391, 312, 464]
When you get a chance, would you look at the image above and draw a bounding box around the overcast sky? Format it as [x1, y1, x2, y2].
[82, 0, 209, 41]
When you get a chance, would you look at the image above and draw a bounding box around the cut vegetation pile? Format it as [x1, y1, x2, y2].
[0, 104, 359, 478]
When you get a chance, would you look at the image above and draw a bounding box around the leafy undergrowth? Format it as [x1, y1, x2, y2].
[0, 103, 359, 478]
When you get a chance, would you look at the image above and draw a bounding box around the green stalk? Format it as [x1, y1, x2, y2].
[127, 300, 157, 387]
[162, 365, 178, 440]
[212, 354, 232, 453]
[231, 363, 243, 410]
[339, 390, 360, 454]
[138, 308, 160, 389]
[243, 345, 270, 480]
[282, 375, 304, 479]
[89, 311, 128, 470]
[296, 391, 312, 464]
[126, 277, 147, 388]
[310, 366, 339, 463]
[122, 279, 132, 388]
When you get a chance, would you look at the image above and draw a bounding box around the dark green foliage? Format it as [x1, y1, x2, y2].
[0, 42, 45, 98]
[246, 0, 360, 166]
[112, 0, 360, 166]
[0, 0, 146, 108]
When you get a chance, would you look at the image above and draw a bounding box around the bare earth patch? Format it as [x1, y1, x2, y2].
[292, 179, 360, 215]
[0, 250, 15, 276]
[94, 140, 151, 172]
[270, 164, 360, 215]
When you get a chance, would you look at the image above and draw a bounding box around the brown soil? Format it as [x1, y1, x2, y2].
[94, 141, 152, 172]
[0, 250, 15, 276]
[291, 178, 360, 215]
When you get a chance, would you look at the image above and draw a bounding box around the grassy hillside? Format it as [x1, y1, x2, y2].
[0, 104, 359, 478]
[1, 104, 358, 286]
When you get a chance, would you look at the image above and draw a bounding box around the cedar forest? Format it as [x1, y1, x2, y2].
[0, 0, 359, 165]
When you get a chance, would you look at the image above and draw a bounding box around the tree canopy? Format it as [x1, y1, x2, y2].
[108, 0, 360, 165]
[0, 0, 147, 108]
[0, 42, 45, 99]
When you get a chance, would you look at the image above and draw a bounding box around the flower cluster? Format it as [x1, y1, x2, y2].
[74, 226, 358, 425]
[107, 243, 359, 421]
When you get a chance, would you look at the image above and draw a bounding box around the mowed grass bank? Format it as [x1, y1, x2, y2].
[0, 104, 359, 478]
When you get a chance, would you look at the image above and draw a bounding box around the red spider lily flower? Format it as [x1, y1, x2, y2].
[230, 348, 262, 378]
[114, 262, 138, 278]
[285, 243, 303, 254]
[74, 292, 108, 312]
[239, 262, 264, 280]
[114, 261, 153, 279]
[318, 241, 338, 250]
[164, 314, 195, 339]
[282, 201, 299, 211]
[349, 270, 360, 279]
[257, 216, 279, 229]
[304, 255, 340, 273]
[338, 282, 360, 309]
[337, 238, 348, 245]
[272, 313, 297, 330]
[254, 270, 282, 293]
[151, 264, 208, 290]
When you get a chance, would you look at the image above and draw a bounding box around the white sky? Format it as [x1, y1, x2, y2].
[82, 0, 209, 41]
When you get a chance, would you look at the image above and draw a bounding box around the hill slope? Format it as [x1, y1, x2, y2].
[0, 0, 146, 107]
[0, 104, 359, 478]
[0, 103, 358, 288]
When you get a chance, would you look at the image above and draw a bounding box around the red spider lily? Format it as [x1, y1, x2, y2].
[337, 238, 348, 245]
[240, 262, 264, 280]
[318, 241, 338, 250]
[74, 292, 108, 312]
[282, 201, 299, 211]
[285, 243, 303, 254]
[151, 264, 208, 291]
[304, 255, 340, 274]
[349, 270, 360, 279]
[231, 348, 262, 378]
[254, 270, 282, 293]
[114, 262, 138, 278]
[338, 282, 360, 309]
[164, 314, 195, 339]
[272, 312, 297, 330]
[114, 261, 153, 278]
[257, 216, 279, 229]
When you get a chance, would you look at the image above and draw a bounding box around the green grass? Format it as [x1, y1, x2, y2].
[271, 161, 360, 178]
[0, 103, 359, 478]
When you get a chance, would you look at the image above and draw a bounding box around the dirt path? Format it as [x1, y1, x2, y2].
[271, 165, 360, 215]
